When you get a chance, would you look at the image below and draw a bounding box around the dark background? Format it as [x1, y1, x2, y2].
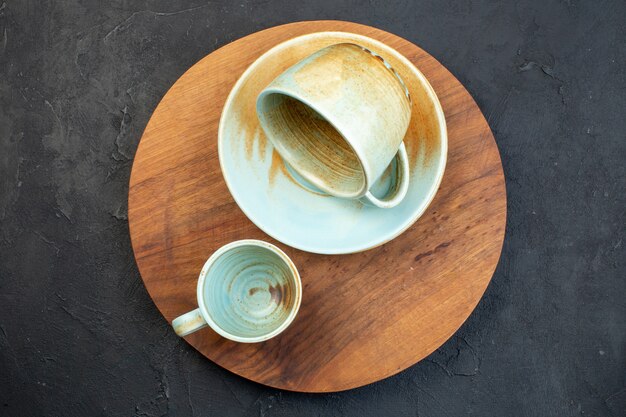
[1, 0, 624, 416]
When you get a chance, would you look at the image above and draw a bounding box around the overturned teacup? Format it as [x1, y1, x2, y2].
[172, 240, 301, 343]
[256, 43, 411, 208]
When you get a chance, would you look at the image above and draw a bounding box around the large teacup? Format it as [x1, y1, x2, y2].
[256, 43, 412, 208]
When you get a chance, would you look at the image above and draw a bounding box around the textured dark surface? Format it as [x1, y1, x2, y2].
[0, 1, 624, 416]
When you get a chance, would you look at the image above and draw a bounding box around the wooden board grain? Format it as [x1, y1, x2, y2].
[128, 20, 507, 392]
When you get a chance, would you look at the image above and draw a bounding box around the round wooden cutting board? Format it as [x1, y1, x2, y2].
[128, 21, 506, 392]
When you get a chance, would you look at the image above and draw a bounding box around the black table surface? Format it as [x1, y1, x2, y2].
[1, 1, 624, 416]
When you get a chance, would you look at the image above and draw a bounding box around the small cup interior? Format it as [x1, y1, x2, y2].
[201, 243, 299, 340]
[258, 93, 366, 197]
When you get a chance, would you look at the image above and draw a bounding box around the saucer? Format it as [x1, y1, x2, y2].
[218, 31, 447, 254]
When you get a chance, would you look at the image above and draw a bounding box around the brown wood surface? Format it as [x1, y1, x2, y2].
[128, 21, 507, 392]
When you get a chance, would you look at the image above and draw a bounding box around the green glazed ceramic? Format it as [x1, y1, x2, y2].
[218, 32, 447, 254]
[257, 43, 411, 208]
[172, 240, 302, 343]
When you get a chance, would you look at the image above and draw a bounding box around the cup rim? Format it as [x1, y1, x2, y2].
[196, 239, 302, 343]
[257, 88, 371, 199]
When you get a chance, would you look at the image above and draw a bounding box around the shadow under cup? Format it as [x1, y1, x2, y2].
[257, 93, 367, 198]
[201, 243, 300, 341]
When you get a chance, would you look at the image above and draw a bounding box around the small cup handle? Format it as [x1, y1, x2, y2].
[361, 142, 410, 209]
[172, 308, 208, 337]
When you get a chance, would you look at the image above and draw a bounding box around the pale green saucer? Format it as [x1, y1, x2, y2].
[218, 32, 447, 254]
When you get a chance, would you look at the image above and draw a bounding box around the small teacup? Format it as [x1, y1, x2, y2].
[172, 240, 301, 343]
[257, 43, 411, 208]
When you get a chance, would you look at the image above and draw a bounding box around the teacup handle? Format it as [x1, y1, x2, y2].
[172, 308, 208, 337]
[360, 142, 410, 209]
